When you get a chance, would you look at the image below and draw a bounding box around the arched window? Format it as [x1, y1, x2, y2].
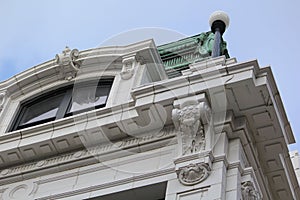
[11, 79, 113, 131]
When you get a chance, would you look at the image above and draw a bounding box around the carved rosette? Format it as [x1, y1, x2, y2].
[120, 55, 137, 80]
[172, 95, 212, 156]
[176, 163, 210, 186]
[55, 46, 81, 80]
[241, 181, 259, 200]
[0, 91, 6, 113]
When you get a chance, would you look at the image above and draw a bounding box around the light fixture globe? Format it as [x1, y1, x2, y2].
[209, 11, 230, 34]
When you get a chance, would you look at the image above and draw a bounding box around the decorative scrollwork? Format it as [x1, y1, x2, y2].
[55, 46, 81, 80]
[172, 95, 211, 156]
[2, 181, 37, 200]
[176, 163, 210, 186]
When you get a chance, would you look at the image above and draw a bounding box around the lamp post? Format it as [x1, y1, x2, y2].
[209, 11, 230, 58]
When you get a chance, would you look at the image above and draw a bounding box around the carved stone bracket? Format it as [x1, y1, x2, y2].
[120, 54, 137, 80]
[0, 91, 6, 113]
[55, 46, 81, 80]
[241, 181, 259, 200]
[176, 163, 210, 186]
[172, 94, 212, 156]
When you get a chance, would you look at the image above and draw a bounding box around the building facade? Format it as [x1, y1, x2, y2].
[290, 151, 300, 184]
[0, 30, 299, 199]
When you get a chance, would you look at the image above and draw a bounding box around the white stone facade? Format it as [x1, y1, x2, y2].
[0, 38, 299, 199]
[290, 151, 300, 184]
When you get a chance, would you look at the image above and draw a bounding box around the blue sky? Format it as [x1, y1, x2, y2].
[0, 0, 299, 150]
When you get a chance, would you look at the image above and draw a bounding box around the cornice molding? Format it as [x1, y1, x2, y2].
[0, 126, 176, 183]
[0, 39, 159, 99]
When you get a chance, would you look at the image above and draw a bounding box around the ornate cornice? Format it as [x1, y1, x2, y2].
[0, 39, 161, 100]
[0, 126, 176, 181]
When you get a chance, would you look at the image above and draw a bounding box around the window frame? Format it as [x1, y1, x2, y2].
[10, 79, 113, 131]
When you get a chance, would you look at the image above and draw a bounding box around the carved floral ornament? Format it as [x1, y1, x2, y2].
[55, 46, 81, 80]
[176, 163, 210, 186]
[172, 95, 212, 156]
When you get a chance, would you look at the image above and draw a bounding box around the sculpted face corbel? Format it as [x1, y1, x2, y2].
[120, 54, 137, 80]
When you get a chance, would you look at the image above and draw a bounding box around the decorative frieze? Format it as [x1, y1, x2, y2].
[172, 94, 212, 156]
[0, 127, 176, 179]
[55, 46, 81, 80]
[176, 163, 210, 186]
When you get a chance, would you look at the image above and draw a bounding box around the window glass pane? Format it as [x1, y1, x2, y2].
[19, 93, 65, 126]
[11, 79, 113, 131]
[69, 85, 110, 113]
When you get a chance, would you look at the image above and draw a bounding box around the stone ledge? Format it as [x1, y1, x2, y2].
[0, 126, 176, 184]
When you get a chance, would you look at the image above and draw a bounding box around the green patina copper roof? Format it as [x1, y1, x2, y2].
[157, 31, 229, 78]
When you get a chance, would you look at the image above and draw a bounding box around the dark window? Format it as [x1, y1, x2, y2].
[87, 182, 167, 200]
[11, 79, 113, 131]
